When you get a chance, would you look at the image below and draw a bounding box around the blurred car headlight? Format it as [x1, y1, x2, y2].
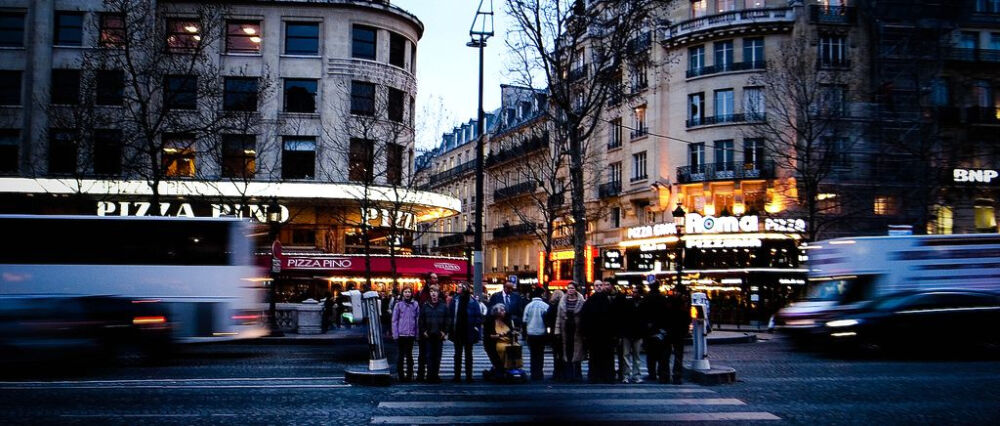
[826, 319, 860, 328]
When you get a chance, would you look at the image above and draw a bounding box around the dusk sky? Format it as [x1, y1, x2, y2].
[394, 0, 514, 150]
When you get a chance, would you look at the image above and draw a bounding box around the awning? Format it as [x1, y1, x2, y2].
[261, 253, 469, 278]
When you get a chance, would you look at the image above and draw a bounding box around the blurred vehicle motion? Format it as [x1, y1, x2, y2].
[0, 215, 267, 365]
[775, 234, 1000, 350]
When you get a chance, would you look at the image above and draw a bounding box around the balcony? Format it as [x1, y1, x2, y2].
[427, 159, 476, 187]
[660, 7, 796, 45]
[630, 127, 648, 140]
[607, 139, 622, 150]
[686, 60, 765, 78]
[686, 112, 765, 128]
[492, 222, 537, 240]
[437, 233, 465, 248]
[817, 58, 851, 70]
[486, 133, 548, 167]
[677, 161, 776, 184]
[627, 31, 652, 55]
[809, 5, 856, 25]
[568, 66, 588, 82]
[547, 192, 565, 209]
[598, 181, 621, 198]
[494, 181, 537, 201]
[946, 48, 1000, 63]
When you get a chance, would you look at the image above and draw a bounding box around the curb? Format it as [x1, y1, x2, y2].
[683, 365, 737, 385]
[687, 333, 758, 345]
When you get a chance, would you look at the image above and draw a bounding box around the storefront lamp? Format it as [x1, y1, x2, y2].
[672, 204, 686, 228]
[464, 224, 476, 246]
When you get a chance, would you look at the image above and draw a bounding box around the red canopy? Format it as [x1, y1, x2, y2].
[260, 254, 469, 278]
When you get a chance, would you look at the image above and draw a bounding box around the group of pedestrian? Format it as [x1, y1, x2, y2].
[389, 275, 692, 385]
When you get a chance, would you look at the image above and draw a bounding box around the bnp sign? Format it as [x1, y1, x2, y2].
[953, 168, 1000, 184]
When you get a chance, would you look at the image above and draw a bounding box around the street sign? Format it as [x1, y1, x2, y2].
[646, 274, 656, 284]
[508, 275, 518, 284]
[271, 257, 281, 273]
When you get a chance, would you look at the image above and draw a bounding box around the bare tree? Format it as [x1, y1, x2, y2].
[504, 0, 672, 288]
[745, 34, 866, 241]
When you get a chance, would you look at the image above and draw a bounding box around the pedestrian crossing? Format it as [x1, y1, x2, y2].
[369, 384, 780, 424]
[398, 342, 580, 380]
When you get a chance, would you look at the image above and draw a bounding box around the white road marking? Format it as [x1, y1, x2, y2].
[0, 384, 351, 390]
[399, 387, 714, 396]
[379, 398, 745, 409]
[0, 376, 345, 385]
[370, 412, 782, 423]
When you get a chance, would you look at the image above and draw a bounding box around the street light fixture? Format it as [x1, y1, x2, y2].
[468, 0, 494, 298]
[672, 204, 687, 291]
[266, 197, 284, 337]
[464, 224, 475, 282]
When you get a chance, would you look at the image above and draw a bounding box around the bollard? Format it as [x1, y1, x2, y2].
[691, 305, 711, 370]
[362, 290, 388, 371]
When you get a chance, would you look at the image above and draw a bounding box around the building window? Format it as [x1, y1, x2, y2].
[279, 137, 314, 180]
[690, 142, 705, 167]
[285, 22, 319, 55]
[0, 12, 24, 47]
[164, 75, 197, 110]
[689, 45, 705, 73]
[975, 200, 997, 232]
[54, 12, 83, 46]
[743, 37, 764, 66]
[226, 20, 262, 54]
[744, 86, 764, 120]
[349, 138, 374, 182]
[717, 0, 738, 12]
[959, 31, 979, 49]
[284, 79, 317, 113]
[930, 78, 949, 106]
[96, 70, 124, 106]
[223, 77, 258, 112]
[691, 0, 708, 18]
[930, 205, 953, 235]
[388, 87, 405, 122]
[873, 195, 899, 216]
[609, 161, 622, 184]
[352, 25, 377, 60]
[743, 138, 764, 166]
[976, 0, 1000, 12]
[744, 189, 767, 214]
[0, 129, 19, 174]
[350, 81, 375, 116]
[631, 151, 647, 181]
[630, 63, 647, 91]
[608, 118, 622, 148]
[714, 89, 734, 120]
[610, 207, 621, 228]
[50, 69, 80, 105]
[49, 129, 78, 175]
[714, 40, 734, 72]
[162, 134, 196, 177]
[389, 32, 406, 68]
[688, 93, 704, 126]
[99, 13, 125, 47]
[633, 105, 647, 137]
[387, 142, 403, 185]
[166, 19, 201, 51]
[819, 84, 846, 116]
[823, 136, 850, 168]
[816, 192, 840, 215]
[0, 71, 21, 105]
[93, 129, 122, 176]
[221, 134, 256, 179]
[715, 140, 735, 170]
[819, 35, 847, 67]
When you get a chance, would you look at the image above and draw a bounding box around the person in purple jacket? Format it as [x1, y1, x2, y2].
[391, 287, 420, 382]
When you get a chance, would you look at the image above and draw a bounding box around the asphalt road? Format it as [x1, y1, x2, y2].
[0, 334, 998, 425]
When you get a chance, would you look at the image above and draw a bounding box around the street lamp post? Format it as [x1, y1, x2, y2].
[464, 224, 475, 282]
[468, 0, 493, 298]
[267, 197, 284, 337]
[672, 204, 687, 290]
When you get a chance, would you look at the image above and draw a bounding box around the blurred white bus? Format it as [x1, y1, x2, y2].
[0, 215, 268, 348]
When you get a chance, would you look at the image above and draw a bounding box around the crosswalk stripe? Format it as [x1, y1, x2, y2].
[371, 412, 782, 424]
[397, 388, 714, 396]
[379, 398, 744, 409]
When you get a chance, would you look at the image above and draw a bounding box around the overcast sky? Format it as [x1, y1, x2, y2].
[393, 0, 513, 150]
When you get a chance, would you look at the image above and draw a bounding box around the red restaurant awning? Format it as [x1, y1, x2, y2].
[259, 254, 469, 278]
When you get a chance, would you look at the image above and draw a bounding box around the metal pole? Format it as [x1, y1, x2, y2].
[268, 233, 283, 337]
[466, 246, 473, 282]
[473, 40, 485, 298]
[363, 290, 388, 371]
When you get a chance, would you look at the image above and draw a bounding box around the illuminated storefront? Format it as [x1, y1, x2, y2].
[538, 246, 598, 289]
[611, 213, 807, 323]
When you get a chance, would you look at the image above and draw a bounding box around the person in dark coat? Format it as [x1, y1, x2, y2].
[416, 273, 440, 381]
[545, 289, 565, 381]
[488, 281, 525, 326]
[640, 281, 670, 382]
[419, 286, 450, 383]
[664, 284, 692, 384]
[321, 291, 335, 333]
[448, 282, 482, 382]
[580, 280, 616, 384]
[614, 286, 645, 383]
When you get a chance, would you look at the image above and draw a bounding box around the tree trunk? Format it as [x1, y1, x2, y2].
[568, 130, 588, 293]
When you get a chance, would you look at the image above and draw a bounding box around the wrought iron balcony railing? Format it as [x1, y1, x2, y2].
[686, 60, 765, 78]
[661, 7, 795, 43]
[598, 181, 622, 198]
[486, 133, 548, 167]
[427, 159, 476, 187]
[809, 5, 856, 25]
[437, 233, 465, 248]
[677, 160, 776, 184]
[686, 112, 765, 128]
[492, 222, 537, 240]
[494, 181, 537, 201]
[947, 48, 1000, 63]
